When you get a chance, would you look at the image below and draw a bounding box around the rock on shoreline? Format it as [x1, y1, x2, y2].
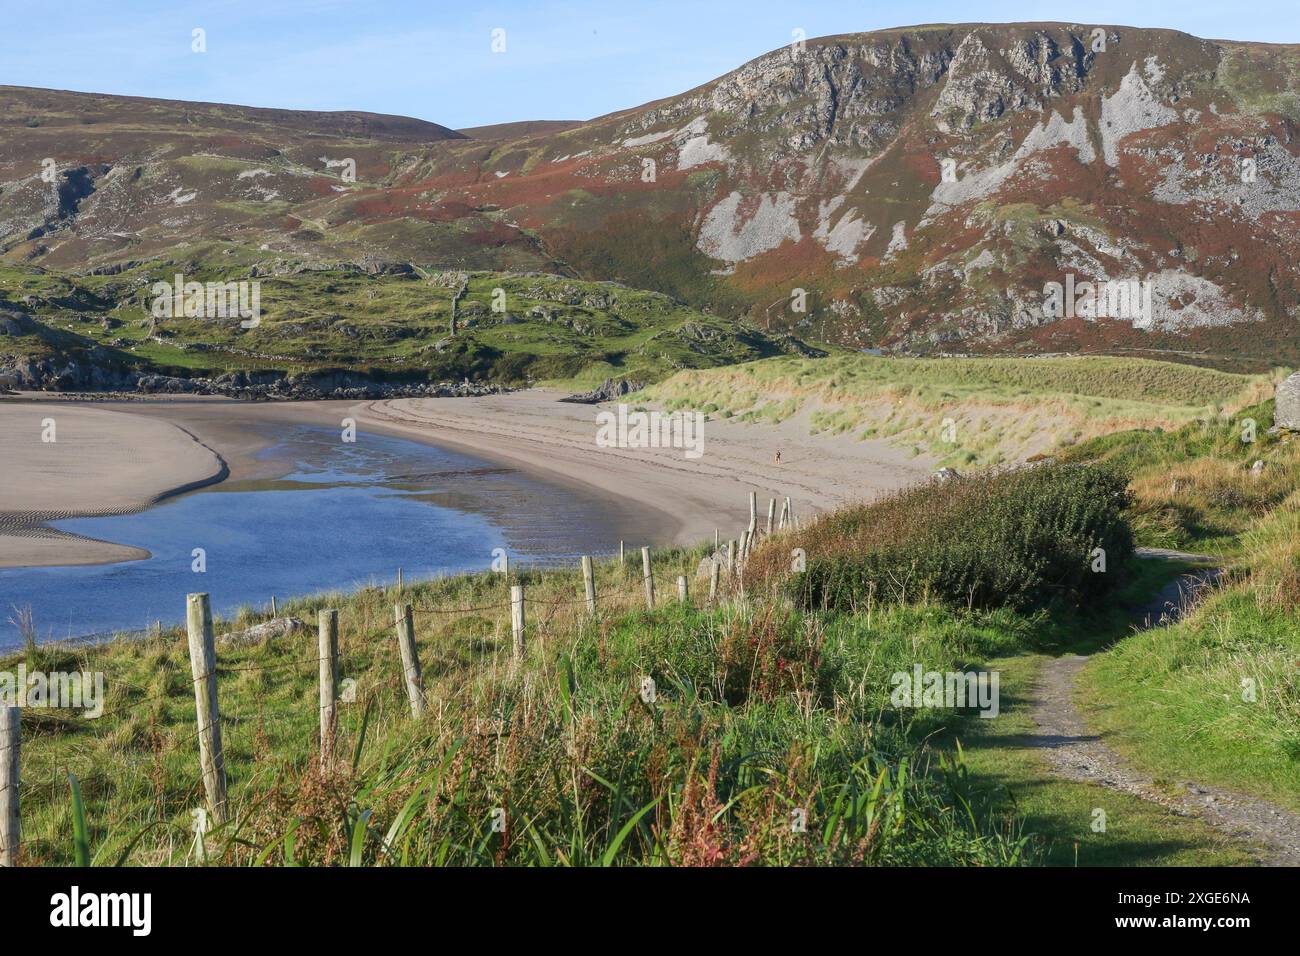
[0, 358, 507, 401]
[558, 378, 643, 404]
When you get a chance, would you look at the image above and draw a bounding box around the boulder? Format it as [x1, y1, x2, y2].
[0, 310, 49, 339]
[219, 616, 306, 648]
[559, 378, 643, 404]
[1275, 372, 1300, 430]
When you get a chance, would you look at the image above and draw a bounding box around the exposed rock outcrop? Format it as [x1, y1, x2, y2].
[559, 378, 644, 404]
[1275, 373, 1300, 430]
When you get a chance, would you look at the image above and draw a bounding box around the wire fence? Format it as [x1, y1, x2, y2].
[0, 524, 791, 865]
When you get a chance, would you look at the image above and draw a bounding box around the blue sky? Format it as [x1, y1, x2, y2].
[1, 1, 1296, 129]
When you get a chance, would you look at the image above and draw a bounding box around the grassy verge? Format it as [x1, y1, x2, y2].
[927, 551, 1255, 866]
[1055, 406, 1300, 815]
[1078, 500, 1300, 813]
[957, 651, 1255, 866]
[1058, 399, 1299, 554]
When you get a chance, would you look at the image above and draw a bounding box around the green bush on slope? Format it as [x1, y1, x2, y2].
[781, 463, 1133, 613]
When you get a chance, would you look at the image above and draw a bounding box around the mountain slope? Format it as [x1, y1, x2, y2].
[2, 23, 1300, 369]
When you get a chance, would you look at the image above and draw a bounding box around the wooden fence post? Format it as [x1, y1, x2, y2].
[318, 609, 339, 768]
[270, 595, 277, 616]
[186, 593, 228, 825]
[511, 585, 526, 660]
[619, 540, 625, 566]
[709, 558, 720, 603]
[581, 556, 596, 617]
[748, 491, 757, 535]
[782, 497, 792, 529]
[727, 540, 735, 574]
[396, 567, 403, 594]
[641, 547, 656, 609]
[677, 575, 689, 603]
[766, 498, 776, 535]
[0, 706, 18, 867]
[394, 604, 425, 717]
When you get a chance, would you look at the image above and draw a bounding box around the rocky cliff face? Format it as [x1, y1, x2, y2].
[2, 23, 1299, 368]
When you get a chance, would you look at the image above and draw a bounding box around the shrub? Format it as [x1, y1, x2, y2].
[778, 463, 1133, 613]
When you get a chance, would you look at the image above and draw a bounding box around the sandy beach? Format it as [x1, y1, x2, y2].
[0, 390, 934, 569]
[355, 391, 934, 544]
[0, 402, 228, 567]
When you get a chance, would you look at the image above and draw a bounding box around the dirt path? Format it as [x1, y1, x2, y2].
[1028, 549, 1300, 866]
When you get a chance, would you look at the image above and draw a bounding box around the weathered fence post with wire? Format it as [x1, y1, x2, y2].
[318, 609, 339, 768]
[186, 593, 228, 825]
[766, 498, 776, 535]
[641, 547, 656, 609]
[727, 540, 735, 574]
[0, 706, 19, 867]
[782, 496, 792, 529]
[677, 575, 689, 604]
[709, 558, 720, 603]
[511, 585, 526, 659]
[394, 604, 425, 717]
[581, 556, 596, 617]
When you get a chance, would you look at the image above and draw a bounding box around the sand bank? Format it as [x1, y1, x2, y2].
[0, 401, 227, 567]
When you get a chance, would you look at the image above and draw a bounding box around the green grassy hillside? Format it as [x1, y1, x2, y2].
[0, 261, 820, 390]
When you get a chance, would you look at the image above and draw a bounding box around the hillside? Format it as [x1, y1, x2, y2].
[0, 261, 819, 393]
[4, 24, 1300, 368]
